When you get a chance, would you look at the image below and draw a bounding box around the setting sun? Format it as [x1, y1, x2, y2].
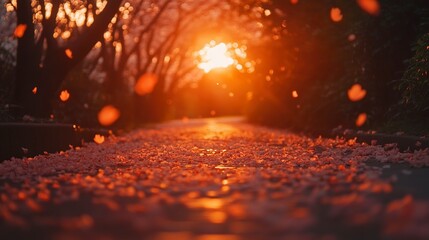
[197, 42, 235, 73]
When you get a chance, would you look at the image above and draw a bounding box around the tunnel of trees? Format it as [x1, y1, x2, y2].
[0, 0, 428, 134]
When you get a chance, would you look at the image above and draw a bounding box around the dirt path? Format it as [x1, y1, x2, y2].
[1, 117, 429, 240]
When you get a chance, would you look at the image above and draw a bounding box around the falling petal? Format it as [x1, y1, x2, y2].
[94, 134, 105, 144]
[292, 90, 299, 98]
[356, 113, 367, 127]
[59, 90, 70, 102]
[65, 49, 73, 59]
[330, 8, 343, 22]
[32, 87, 37, 94]
[348, 84, 367, 102]
[14, 24, 27, 38]
[357, 0, 380, 16]
[134, 73, 158, 96]
[98, 105, 120, 126]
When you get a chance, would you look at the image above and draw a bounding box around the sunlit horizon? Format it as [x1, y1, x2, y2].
[197, 41, 235, 73]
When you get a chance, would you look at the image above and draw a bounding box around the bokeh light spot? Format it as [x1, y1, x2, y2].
[357, 0, 380, 16]
[98, 105, 120, 126]
[135, 74, 158, 96]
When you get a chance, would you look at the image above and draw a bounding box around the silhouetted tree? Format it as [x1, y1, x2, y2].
[14, 0, 122, 117]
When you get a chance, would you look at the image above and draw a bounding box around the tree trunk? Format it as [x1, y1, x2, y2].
[33, 50, 71, 117]
[14, 0, 123, 118]
[15, 0, 38, 117]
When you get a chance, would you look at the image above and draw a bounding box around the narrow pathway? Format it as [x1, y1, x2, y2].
[1, 117, 429, 240]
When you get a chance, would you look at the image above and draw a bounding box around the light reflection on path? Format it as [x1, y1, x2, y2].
[1, 117, 429, 240]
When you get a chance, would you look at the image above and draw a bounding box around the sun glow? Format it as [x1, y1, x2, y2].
[197, 42, 235, 73]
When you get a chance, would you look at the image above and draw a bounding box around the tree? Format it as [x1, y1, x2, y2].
[90, 0, 260, 123]
[4, 0, 266, 123]
[245, 0, 429, 131]
[12, 0, 123, 117]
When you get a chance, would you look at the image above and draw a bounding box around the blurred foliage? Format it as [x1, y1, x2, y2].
[0, 43, 16, 121]
[0, 43, 15, 105]
[52, 63, 104, 127]
[246, 0, 429, 133]
[397, 33, 429, 117]
[2, 0, 428, 133]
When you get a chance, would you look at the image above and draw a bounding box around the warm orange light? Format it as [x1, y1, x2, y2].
[32, 87, 38, 94]
[246, 91, 253, 101]
[59, 90, 70, 102]
[182, 116, 189, 123]
[348, 84, 367, 102]
[134, 73, 158, 96]
[14, 24, 27, 38]
[357, 0, 380, 16]
[206, 210, 227, 224]
[290, 0, 299, 4]
[264, 9, 272, 17]
[65, 49, 73, 59]
[98, 105, 120, 126]
[186, 198, 224, 209]
[94, 134, 105, 144]
[198, 42, 234, 73]
[292, 90, 299, 98]
[330, 8, 343, 22]
[356, 113, 367, 127]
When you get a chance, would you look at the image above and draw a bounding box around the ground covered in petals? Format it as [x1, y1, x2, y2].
[1, 118, 429, 240]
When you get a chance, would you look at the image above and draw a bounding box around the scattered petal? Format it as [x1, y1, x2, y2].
[0, 118, 428, 239]
[386, 195, 413, 213]
[94, 134, 105, 144]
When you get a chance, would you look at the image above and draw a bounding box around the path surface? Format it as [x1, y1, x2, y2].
[1, 117, 429, 240]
